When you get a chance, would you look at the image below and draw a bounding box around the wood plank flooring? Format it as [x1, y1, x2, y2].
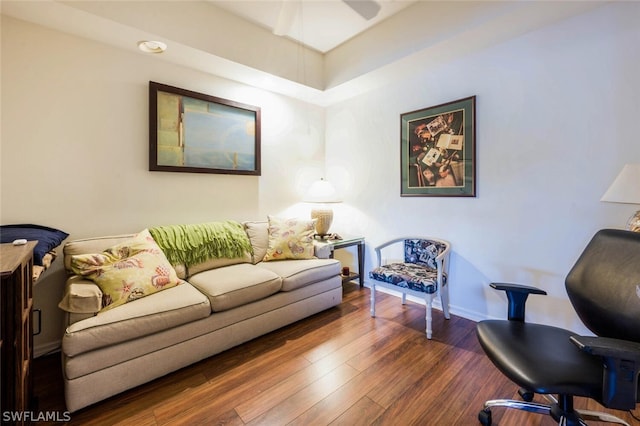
[32, 283, 640, 425]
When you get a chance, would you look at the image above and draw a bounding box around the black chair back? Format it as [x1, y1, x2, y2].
[565, 229, 640, 342]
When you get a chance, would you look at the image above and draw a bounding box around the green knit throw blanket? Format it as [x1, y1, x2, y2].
[149, 220, 252, 267]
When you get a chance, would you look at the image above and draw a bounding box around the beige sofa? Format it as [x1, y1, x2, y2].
[57, 221, 342, 412]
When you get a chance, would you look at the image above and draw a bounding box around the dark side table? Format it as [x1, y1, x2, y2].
[324, 236, 365, 287]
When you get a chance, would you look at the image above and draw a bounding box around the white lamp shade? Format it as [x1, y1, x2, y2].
[303, 179, 341, 203]
[601, 164, 640, 204]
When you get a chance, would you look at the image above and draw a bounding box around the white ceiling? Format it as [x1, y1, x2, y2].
[1, 1, 609, 106]
[212, 0, 417, 53]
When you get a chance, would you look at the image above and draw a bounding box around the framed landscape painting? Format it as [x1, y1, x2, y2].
[400, 96, 476, 197]
[149, 81, 261, 175]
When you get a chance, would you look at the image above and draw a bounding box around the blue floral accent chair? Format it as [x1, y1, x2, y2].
[369, 237, 451, 339]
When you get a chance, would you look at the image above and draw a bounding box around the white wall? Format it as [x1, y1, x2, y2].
[2, 3, 639, 355]
[325, 2, 640, 334]
[1, 16, 326, 355]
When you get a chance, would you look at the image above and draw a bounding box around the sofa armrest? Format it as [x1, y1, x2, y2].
[571, 335, 640, 410]
[490, 282, 547, 322]
[58, 275, 102, 315]
[313, 241, 332, 259]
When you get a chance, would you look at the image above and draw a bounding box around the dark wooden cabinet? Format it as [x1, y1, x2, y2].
[1, 241, 36, 424]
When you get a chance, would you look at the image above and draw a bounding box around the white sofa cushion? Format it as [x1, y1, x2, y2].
[188, 263, 282, 312]
[64, 234, 136, 272]
[257, 258, 341, 291]
[244, 221, 269, 263]
[185, 254, 252, 277]
[63, 283, 210, 357]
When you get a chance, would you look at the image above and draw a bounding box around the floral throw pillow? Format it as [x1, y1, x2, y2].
[70, 229, 182, 312]
[263, 216, 316, 261]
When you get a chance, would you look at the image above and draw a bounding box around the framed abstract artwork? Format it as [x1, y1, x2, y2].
[400, 96, 476, 196]
[149, 81, 261, 175]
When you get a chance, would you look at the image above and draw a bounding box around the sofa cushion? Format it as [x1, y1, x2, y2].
[244, 221, 268, 263]
[64, 234, 136, 272]
[185, 254, 252, 278]
[257, 258, 341, 291]
[63, 283, 211, 357]
[188, 263, 282, 312]
[64, 233, 189, 280]
[263, 216, 316, 261]
[69, 229, 183, 312]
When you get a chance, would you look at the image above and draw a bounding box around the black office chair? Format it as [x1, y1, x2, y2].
[476, 229, 640, 426]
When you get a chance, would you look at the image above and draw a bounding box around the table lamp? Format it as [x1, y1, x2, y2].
[601, 163, 640, 232]
[303, 178, 341, 238]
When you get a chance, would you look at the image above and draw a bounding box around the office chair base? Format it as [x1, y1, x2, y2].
[478, 398, 630, 426]
[518, 387, 534, 402]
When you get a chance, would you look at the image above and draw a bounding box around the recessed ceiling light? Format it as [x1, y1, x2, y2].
[137, 40, 167, 54]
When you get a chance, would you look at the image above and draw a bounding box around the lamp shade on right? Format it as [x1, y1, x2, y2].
[601, 164, 640, 232]
[601, 164, 640, 204]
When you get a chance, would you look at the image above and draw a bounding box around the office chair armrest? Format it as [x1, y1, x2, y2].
[570, 335, 640, 410]
[571, 335, 640, 360]
[490, 282, 547, 322]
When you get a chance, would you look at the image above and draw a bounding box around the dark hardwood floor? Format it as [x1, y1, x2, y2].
[33, 283, 640, 425]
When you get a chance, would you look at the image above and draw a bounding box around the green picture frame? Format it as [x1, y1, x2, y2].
[400, 96, 476, 197]
[149, 81, 261, 175]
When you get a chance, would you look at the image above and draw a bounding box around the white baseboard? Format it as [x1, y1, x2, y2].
[365, 282, 489, 323]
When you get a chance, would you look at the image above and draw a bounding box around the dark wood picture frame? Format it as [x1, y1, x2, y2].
[400, 96, 476, 197]
[149, 81, 261, 175]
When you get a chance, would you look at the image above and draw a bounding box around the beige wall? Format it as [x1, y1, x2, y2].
[1, 16, 326, 355]
[2, 2, 640, 356]
[326, 2, 640, 332]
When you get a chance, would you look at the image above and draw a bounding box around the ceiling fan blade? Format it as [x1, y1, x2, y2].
[343, 0, 381, 20]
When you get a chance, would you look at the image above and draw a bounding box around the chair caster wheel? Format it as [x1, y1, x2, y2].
[478, 408, 492, 425]
[518, 388, 534, 402]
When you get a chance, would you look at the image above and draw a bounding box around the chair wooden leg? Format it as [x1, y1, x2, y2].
[440, 283, 451, 320]
[370, 283, 376, 317]
[425, 293, 434, 339]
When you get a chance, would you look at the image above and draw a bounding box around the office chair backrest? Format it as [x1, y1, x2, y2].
[565, 229, 640, 342]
